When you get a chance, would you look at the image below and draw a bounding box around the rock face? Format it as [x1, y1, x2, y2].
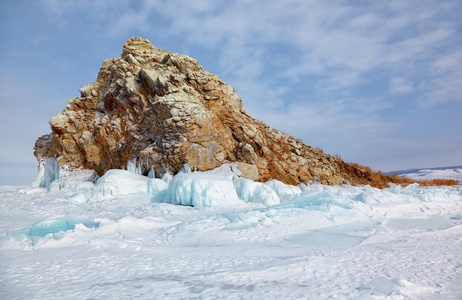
[34, 37, 373, 186]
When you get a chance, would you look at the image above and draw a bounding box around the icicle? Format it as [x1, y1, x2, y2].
[136, 162, 142, 175]
[181, 163, 192, 174]
[31, 157, 60, 189]
[32, 159, 46, 188]
[127, 158, 142, 175]
[148, 166, 156, 178]
[127, 158, 136, 173]
[161, 165, 173, 183]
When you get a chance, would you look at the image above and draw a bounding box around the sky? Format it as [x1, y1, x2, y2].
[0, 0, 461, 185]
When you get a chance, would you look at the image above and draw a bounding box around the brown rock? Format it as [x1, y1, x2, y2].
[34, 37, 374, 185]
[234, 162, 259, 181]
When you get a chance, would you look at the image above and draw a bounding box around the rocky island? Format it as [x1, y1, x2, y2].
[34, 37, 372, 186]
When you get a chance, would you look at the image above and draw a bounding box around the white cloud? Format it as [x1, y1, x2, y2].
[423, 50, 462, 105]
[107, 10, 150, 37]
[390, 77, 414, 95]
[40, 0, 462, 104]
[431, 50, 462, 74]
[424, 72, 462, 106]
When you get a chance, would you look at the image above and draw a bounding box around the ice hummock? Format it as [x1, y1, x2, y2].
[30, 161, 462, 210]
[89, 164, 250, 206]
[264, 179, 302, 202]
[89, 169, 163, 201]
[358, 276, 405, 296]
[233, 177, 280, 206]
[165, 165, 242, 207]
[148, 178, 169, 202]
[0, 215, 99, 248]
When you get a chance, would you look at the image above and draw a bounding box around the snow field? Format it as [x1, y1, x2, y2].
[1, 166, 462, 299]
[396, 166, 462, 183]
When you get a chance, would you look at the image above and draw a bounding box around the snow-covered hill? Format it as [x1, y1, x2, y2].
[389, 165, 462, 183]
[1, 166, 461, 299]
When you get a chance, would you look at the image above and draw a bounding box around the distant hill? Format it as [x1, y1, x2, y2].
[387, 166, 462, 183]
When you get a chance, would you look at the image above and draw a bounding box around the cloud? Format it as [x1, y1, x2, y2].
[390, 77, 414, 94]
[40, 0, 462, 103]
[42, 0, 132, 30]
[43, 0, 128, 15]
[423, 50, 462, 105]
[107, 9, 150, 37]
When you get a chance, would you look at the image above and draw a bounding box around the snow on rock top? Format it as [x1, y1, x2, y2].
[34, 37, 374, 187]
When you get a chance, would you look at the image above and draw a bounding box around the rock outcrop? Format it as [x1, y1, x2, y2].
[34, 37, 373, 186]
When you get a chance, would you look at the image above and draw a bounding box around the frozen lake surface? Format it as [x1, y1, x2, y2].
[1, 169, 461, 299]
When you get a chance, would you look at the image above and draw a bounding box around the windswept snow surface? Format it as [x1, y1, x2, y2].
[1, 169, 462, 299]
[390, 165, 462, 183]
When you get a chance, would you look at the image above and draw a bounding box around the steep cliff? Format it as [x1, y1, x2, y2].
[34, 37, 372, 186]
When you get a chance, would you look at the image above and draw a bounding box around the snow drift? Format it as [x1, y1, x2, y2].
[1, 165, 461, 299]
